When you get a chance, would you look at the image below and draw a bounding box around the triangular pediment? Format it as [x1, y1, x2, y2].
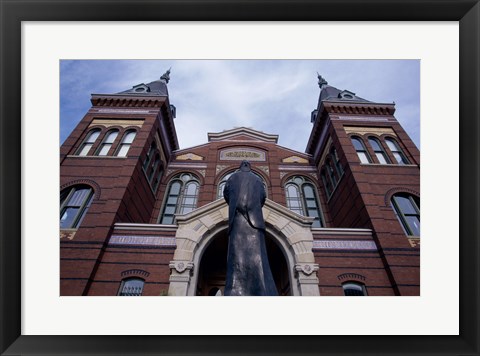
[208, 127, 278, 144]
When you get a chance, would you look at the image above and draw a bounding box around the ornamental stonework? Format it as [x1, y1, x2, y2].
[408, 237, 420, 248]
[176, 152, 204, 161]
[313, 240, 377, 250]
[282, 155, 309, 164]
[60, 230, 76, 240]
[89, 118, 144, 128]
[256, 165, 270, 176]
[343, 126, 396, 137]
[216, 164, 231, 175]
[219, 148, 266, 161]
[109, 235, 176, 247]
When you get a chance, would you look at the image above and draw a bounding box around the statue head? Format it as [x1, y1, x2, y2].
[239, 160, 251, 172]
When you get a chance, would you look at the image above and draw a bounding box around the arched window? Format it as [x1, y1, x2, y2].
[385, 138, 410, 165]
[118, 278, 144, 296]
[285, 176, 324, 228]
[76, 129, 101, 156]
[115, 130, 137, 157]
[217, 170, 266, 199]
[60, 185, 94, 229]
[391, 193, 420, 236]
[95, 129, 119, 156]
[342, 282, 367, 296]
[368, 136, 390, 164]
[160, 173, 200, 224]
[351, 136, 372, 164]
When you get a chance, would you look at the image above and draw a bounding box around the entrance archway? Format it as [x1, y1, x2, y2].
[195, 229, 291, 296]
[168, 199, 320, 296]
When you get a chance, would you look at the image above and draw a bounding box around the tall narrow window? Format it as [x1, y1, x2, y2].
[385, 138, 410, 164]
[285, 176, 324, 228]
[148, 154, 160, 182]
[321, 170, 332, 197]
[76, 129, 101, 156]
[143, 141, 157, 170]
[343, 282, 367, 296]
[179, 180, 200, 214]
[391, 194, 420, 236]
[95, 129, 119, 156]
[115, 130, 137, 157]
[160, 173, 200, 224]
[325, 158, 338, 186]
[152, 165, 164, 192]
[368, 137, 390, 164]
[118, 278, 144, 296]
[351, 136, 372, 164]
[60, 185, 94, 229]
[331, 147, 344, 177]
[285, 184, 303, 216]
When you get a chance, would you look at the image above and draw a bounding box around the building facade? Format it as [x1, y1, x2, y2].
[60, 72, 420, 296]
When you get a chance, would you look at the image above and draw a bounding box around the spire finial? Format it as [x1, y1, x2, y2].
[317, 72, 328, 88]
[160, 67, 171, 83]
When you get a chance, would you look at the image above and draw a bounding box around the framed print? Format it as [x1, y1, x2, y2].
[1, 0, 479, 355]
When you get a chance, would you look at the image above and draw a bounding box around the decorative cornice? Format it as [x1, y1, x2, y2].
[322, 101, 395, 115]
[91, 94, 166, 108]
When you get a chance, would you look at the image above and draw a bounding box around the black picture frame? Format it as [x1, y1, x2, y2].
[1, 1, 479, 355]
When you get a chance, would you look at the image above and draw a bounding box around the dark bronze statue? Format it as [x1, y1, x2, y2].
[223, 160, 278, 296]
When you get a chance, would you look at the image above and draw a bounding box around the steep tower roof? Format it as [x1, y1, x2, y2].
[316, 73, 370, 104]
[117, 69, 171, 96]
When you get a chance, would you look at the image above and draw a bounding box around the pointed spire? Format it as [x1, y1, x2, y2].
[160, 68, 171, 83]
[317, 72, 328, 88]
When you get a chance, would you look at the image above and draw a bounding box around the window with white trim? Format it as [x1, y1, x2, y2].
[391, 193, 420, 236]
[285, 176, 324, 228]
[76, 129, 101, 156]
[368, 136, 390, 164]
[385, 138, 410, 165]
[60, 185, 94, 229]
[351, 136, 372, 164]
[115, 130, 137, 157]
[95, 129, 119, 156]
[160, 173, 200, 224]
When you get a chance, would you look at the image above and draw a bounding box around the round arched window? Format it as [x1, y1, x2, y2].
[159, 173, 200, 224]
[285, 176, 324, 228]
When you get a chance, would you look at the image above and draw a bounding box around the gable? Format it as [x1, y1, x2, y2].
[208, 127, 278, 144]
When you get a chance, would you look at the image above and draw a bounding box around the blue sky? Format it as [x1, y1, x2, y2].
[60, 60, 420, 153]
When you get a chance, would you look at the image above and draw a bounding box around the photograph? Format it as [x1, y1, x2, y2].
[60, 60, 420, 297]
[2, 1, 479, 353]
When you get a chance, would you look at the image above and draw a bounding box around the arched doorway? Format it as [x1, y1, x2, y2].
[168, 198, 320, 296]
[195, 229, 291, 296]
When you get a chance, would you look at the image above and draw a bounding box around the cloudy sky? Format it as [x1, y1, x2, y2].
[60, 60, 420, 152]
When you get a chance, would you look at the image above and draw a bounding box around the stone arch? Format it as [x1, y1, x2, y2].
[168, 199, 320, 296]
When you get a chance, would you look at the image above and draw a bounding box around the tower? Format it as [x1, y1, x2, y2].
[60, 70, 177, 295]
[306, 74, 420, 295]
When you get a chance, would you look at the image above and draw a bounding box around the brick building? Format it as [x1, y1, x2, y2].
[60, 71, 420, 296]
